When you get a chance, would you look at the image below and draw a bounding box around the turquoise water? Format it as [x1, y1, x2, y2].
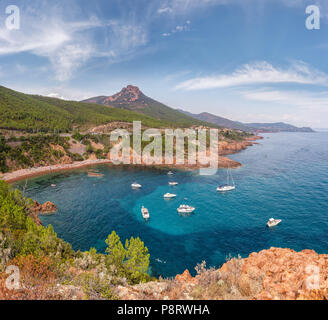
[15, 132, 328, 277]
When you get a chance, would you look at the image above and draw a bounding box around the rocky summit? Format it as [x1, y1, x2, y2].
[104, 85, 144, 105]
[84, 85, 145, 107]
[82, 85, 213, 126]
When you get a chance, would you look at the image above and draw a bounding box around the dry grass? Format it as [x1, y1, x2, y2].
[190, 256, 263, 300]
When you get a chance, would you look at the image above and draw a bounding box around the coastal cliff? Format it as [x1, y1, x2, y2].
[116, 247, 328, 300]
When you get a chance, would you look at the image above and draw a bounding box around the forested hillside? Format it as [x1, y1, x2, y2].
[0, 86, 180, 133]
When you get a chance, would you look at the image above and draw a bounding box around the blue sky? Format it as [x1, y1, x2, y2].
[0, 0, 328, 127]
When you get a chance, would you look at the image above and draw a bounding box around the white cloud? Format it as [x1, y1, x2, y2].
[162, 20, 191, 37]
[242, 88, 328, 110]
[0, 8, 102, 81]
[0, 4, 149, 81]
[19, 86, 97, 101]
[46, 93, 66, 100]
[1, 0, 326, 84]
[158, 7, 173, 14]
[158, 0, 230, 15]
[175, 62, 328, 90]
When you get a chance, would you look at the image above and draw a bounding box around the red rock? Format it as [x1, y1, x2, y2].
[175, 270, 193, 283]
[31, 200, 57, 215]
[112, 247, 328, 300]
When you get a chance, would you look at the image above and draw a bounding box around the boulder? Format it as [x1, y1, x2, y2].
[31, 200, 57, 215]
[175, 270, 193, 283]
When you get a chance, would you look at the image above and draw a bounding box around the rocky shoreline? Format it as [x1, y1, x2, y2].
[1, 136, 262, 183]
[116, 247, 328, 300]
[31, 200, 58, 215]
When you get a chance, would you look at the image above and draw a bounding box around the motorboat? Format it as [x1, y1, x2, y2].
[164, 193, 177, 199]
[167, 171, 174, 175]
[177, 204, 195, 214]
[51, 184, 56, 187]
[169, 182, 179, 186]
[131, 182, 142, 189]
[141, 206, 150, 220]
[267, 218, 282, 228]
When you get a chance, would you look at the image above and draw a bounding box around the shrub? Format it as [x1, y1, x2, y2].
[105, 231, 150, 284]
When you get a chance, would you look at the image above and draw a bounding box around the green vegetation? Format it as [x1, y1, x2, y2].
[105, 231, 150, 284]
[221, 130, 253, 141]
[0, 181, 73, 260]
[0, 134, 70, 173]
[0, 86, 182, 133]
[0, 181, 151, 299]
[127, 96, 213, 127]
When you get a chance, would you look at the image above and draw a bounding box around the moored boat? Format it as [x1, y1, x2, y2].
[217, 167, 235, 192]
[131, 182, 142, 189]
[169, 182, 179, 186]
[267, 218, 282, 227]
[177, 204, 195, 214]
[217, 185, 236, 192]
[164, 193, 177, 199]
[141, 206, 150, 220]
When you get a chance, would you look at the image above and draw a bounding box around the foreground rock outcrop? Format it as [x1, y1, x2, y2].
[115, 248, 328, 300]
[31, 200, 58, 215]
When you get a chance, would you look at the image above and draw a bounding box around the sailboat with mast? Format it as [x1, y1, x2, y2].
[217, 167, 235, 192]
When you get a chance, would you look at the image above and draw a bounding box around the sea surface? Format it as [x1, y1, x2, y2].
[15, 132, 328, 277]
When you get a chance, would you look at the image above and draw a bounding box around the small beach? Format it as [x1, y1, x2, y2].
[2, 159, 112, 183]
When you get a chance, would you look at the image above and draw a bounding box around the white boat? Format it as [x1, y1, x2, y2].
[51, 184, 56, 187]
[217, 167, 235, 192]
[131, 182, 142, 189]
[267, 218, 282, 228]
[141, 206, 150, 220]
[164, 193, 177, 199]
[177, 204, 195, 214]
[167, 171, 174, 175]
[169, 182, 179, 186]
[217, 185, 236, 192]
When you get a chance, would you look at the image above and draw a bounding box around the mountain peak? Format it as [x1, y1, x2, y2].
[82, 88, 211, 127]
[105, 85, 144, 104]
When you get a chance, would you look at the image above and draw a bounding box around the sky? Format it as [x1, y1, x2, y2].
[0, 0, 328, 128]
